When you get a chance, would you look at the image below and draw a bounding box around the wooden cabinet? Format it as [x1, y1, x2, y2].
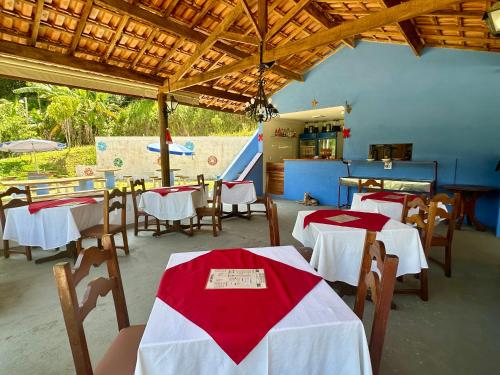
[266, 162, 284, 195]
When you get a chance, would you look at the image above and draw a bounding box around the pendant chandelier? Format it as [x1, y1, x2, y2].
[245, 43, 279, 123]
[163, 78, 179, 118]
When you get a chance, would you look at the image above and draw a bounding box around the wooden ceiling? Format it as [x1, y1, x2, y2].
[0, 0, 498, 112]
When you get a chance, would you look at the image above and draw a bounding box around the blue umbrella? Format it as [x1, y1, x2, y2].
[147, 142, 195, 156]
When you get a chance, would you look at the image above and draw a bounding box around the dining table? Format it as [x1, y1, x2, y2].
[135, 245, 373, 375]
[2, 197, 104, 263]
[221, 180, 257, 219]
[138, 185, 207, 236]
[292, 209, 428, 285]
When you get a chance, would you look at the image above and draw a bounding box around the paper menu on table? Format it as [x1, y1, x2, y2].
[206, 269, 267, 289]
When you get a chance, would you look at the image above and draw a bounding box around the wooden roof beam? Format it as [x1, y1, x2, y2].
[266, 0, 311, 42]
[219, 32, 260, 46]
[265, 0, 467, 62]
[379, 0, 424, 56]
[169, 1, 244, 83]
[30, 0, 45, 46]
[130, 28, 159, 68]
[258, 0, 268, 39]
[242, 0, 262, 40]
[69, 0, 95, 54]
[102, 15, 129, 62]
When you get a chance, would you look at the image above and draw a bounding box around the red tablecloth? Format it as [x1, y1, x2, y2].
[28, 197, 97, 214]
[303, 209, 390, 232]
[150, 186, 198, 197]
[222, 180, 253, 189]
[156, 249, 322, 364]
[360, 191, 417, 204]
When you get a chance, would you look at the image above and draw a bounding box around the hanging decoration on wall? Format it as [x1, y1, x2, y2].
[208, 155, 218, 166]
[311, 99, 318, 108]
[184, 141, 195, 151]
[113, 157, 124, 168]
[97, 141, 107, 151]
[84, 167, 94, 176]
[245, 42, 279, 123]
[342, 128, 351, 139]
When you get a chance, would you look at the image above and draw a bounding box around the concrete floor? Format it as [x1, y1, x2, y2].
[0, 200, 499, 374]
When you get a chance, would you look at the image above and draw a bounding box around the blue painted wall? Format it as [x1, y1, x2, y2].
[272, 42, 500, 232]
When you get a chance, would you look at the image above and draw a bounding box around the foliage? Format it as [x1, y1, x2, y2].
[0, 146, 96, 178]
[0, 100, 37, 142]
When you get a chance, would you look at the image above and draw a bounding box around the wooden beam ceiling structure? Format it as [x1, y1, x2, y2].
[0, 0, 497, 112]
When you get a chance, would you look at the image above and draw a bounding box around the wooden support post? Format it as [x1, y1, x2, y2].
[157, 92, 170, 187]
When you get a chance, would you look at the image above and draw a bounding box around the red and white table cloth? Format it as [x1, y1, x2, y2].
[135, 246, 372, 375]
[138, 186, 207, 221]
[2, 198, 103, 249]
[292, 209, 428, 285]
[221, 180, 257, 205]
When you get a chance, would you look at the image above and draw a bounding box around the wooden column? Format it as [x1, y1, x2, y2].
[157, 92, 170, 186]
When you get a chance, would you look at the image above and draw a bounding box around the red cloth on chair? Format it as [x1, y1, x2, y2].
[360, 191, 417, 204]
[222, 180, 253, 189]
[303, 209, 390, 232]
[156, 249, 322, 365]
[150, 186, 197, 196]
[28, 197, 97, 214]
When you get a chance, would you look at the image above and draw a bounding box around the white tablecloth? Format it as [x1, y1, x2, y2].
[292, 210, 428, 285]
[221, 183, 257, 205]
[2, 201, 103, 250]
[351, 193, 448, 222]
[135, 246, 372, 375]
[138, 188, 207, 221]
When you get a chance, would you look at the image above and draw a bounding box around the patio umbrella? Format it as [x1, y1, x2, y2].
[147, 142, 195, 156]
[0, 139, 66, 172]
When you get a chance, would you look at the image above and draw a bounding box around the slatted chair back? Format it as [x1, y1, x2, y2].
[0, 186, 32, 231]
[129, 179, 145, 215]
[197, 174, 206, 191]
[430, 193, 459, 244]
[266, 197, 280, 246]
[103, 188, 127, 234]
[354, 231, 399, 375]
[53, 235, 129, 375]
[402, 197, 438, 256]
[212, 179, 223, 211]
[358, 179, 384, 193]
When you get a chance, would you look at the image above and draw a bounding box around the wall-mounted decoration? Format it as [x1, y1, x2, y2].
[84, 167, 94, 176]
[113, 157, 123, 168]
[97, 141, 107, 151]
[184, 141, 195, 151]
[208, 155, 218, 166]
[342, 128, 351, 139]
[311, 99, 318, 108]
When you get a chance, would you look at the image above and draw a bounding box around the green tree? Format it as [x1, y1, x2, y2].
[0, 99, 37, 142]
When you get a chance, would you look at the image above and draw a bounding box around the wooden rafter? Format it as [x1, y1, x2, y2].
[30, 0, 45, 46]
[130, 28, 159, 68]
[242, 0, 262, 39]
[379, 0, 424, 56]
[219, 32, 260, 46]
[70, 0, 95, 54]
[102, 15, 129, 62]
[266, 0, 311, 42]
[169, 1, 244, 83]
[258, 0, 268, 39]
[153, 37, 186, 75]
[169, 0, 466, 92]
[189, 0, 218, 28]
[163, 0, 181, 17]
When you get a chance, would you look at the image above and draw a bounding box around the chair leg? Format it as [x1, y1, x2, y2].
[197, 215, 201, 230]
[189, 218, 193, 236]
[420, 269, 429, 301]
[217, 213, 222, 231]
[3, 240, 10, 259]
[121, 230, 130, 255]
[212, 214, 217, 237]
[156, 218, 160, 234]
[134, 217, 139, 236]
[97, 238, 102, 249]
[25, 246, 32, 261]
[445, 245, 452, 277]
[144, 216, 149, 230]
[247, 204, 251, 219]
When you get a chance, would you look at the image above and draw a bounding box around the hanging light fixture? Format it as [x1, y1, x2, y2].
[163, 78, 179, 117]
[483, 1, 500, 36]
[245, 43, 279, 123]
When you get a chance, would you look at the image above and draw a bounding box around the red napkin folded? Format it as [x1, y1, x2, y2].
[360, 191, 417, 204]
[28, 197, 97, 214]
[223, 180, 253, 189]
[303, 209, 390, 232]
[151, 186, 198, 196]
[157, 249, 322, 365]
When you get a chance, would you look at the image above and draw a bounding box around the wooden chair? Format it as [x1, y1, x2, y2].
[76, 188, 129, 255]
[130, 179, 167, 236]
[266, 196, 313, 261]
[398, 197, 438, 301]
[429, 193, 459, 277]
[358, 179, 384, 193]
[0, 186, 33, 260]
[53, 235, 144, 375]
[247, 173, 270, 218]
[354, 231, 399, 375]
[195, 179, 223, 236]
